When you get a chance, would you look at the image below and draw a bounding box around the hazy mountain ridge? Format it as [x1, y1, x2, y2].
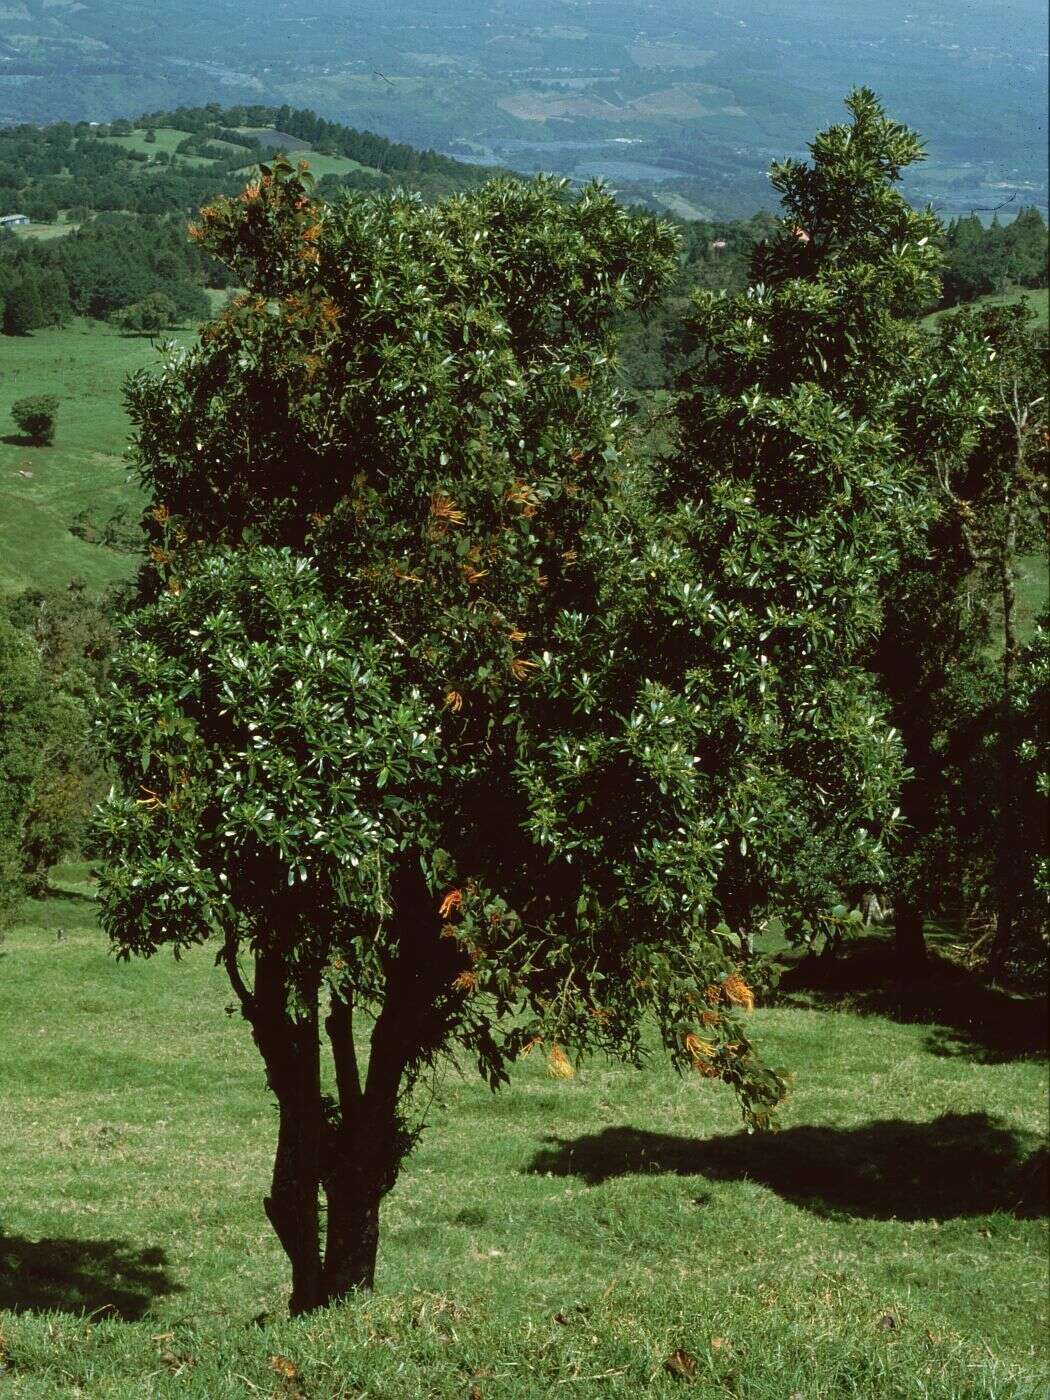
[2, 0, 1045, 220]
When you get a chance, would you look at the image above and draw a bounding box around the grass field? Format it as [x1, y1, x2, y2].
[0, 867, 1045, 1398]
[99, 128, 193, 158]
[0, 320, 197, 598]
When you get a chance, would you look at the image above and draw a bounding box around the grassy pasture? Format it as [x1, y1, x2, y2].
[98, 128, 193, 158]
[0, 320, 196, 598]
[0, 868, 1045, 1398]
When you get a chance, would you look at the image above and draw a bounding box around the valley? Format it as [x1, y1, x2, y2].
[1, 0, 1045, 221]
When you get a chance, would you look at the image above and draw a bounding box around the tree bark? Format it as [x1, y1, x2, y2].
[247, 947, 325, 1315]
[893, 893, 927, 972]
[319, 865, 461, 1303]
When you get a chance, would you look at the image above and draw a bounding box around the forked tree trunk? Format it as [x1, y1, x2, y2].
[248, 948, 325, 1314]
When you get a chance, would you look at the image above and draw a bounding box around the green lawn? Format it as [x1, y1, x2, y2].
[0, 870, 1044, 1398]
[0, 320, 198, 598]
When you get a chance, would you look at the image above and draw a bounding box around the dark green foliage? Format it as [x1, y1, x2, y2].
[11, 393, 59, 444]
[112, 291, 179, 334]
[0, 617, 43, 927]
[942, 207, 1048, 306]
[1, 590, 115, 898]
[3, 276, 43, 335]
[668, 89, 941, 949]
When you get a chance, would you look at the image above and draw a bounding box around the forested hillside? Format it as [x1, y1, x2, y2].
[1, 104, 1045, 357]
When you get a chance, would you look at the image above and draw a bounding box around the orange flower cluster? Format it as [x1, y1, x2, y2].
[546, 1045, 575, 1080]
[505, 480, 541, 517]
[684, 1032, 720, 1078]
[722, 973, 755, 1011]
[430, 492, 466, 539]
[438, 889, 463, 920]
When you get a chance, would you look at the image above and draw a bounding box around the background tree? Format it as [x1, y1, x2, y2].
[112, 291, 179, 335]
[3, 588, 115, 894]
[667, 88, 940, 955]
[11, 394, 59, 444]
[0, 617, 44, 928]
[3, 276, 43, 335]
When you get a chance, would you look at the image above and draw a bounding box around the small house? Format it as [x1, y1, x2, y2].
[0, 214, 30, 227]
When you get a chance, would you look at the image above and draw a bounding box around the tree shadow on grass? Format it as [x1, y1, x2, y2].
[1, 434, 43, 448]
[0, 1235, 180, 1319]
[773, 936, 1047, 1064]
[528, 1113, 1047, 1221]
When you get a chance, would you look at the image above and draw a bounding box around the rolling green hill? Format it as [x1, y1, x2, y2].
[0, 868, 1045, 1397]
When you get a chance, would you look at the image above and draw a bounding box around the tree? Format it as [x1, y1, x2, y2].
[11, 394, 59, 445]
[92, 166, 795, 1313]
[36, 269, 70, 327]
[3, 277, 43, 335]
[4, 588, 115, 894]
[93, 103, 928, 1312]
[930, 303, 1049, 974]
[0, 617, 44, 929]
[668, 88, 940, 956]
[112, 291, 178, 335]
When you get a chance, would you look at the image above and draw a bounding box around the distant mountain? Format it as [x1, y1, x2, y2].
[0, 0, 1045, 220]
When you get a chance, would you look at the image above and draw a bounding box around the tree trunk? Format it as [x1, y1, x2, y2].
[893, 893, 927, 972]
[989, 419, 1022, 981]
[248, 948, 325, 1315]
[319, 866, 459, 1304]
[322, 1113, 395, 1298]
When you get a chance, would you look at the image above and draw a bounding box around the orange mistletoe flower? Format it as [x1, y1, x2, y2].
[546, 1045, 575, 1080]
[507, 627, 526, 644]
[568, 372, 591, 391]
[431, 492, 466, 524]
[509, 657, 538, 681]
[722, 973, 755, 1011]
[151, 504, 171, 524]
[301, 222, 323, 244]
[438, 889, 463, 920]
[452, 970, 477, 993]
[443, 690, 464, 713]
[243, 181, 262, 202]
[150, 546, 173, 566]
[461, 563, 489, 585]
